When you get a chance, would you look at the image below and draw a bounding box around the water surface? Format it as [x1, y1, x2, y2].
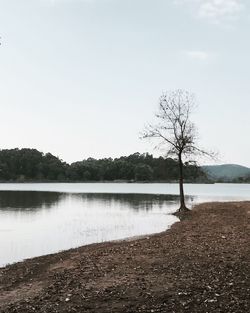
[0, 191, 179, 267]
[0, 183, 249, 267]
[0, 182, 250, 201]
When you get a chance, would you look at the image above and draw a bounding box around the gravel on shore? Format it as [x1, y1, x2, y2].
[0, 202, 249, 313]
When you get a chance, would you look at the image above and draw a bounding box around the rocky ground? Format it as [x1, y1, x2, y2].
[0, 202, 249, 313]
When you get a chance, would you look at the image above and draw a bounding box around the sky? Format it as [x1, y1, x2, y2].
[0, 0, 249, 166]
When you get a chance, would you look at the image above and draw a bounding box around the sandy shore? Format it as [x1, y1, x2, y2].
[0, 202, 249, 312]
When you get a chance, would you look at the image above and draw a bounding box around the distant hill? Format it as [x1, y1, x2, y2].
[202, 164, 250, 181]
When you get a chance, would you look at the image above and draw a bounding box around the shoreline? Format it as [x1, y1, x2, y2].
[1, 202, 249, 312]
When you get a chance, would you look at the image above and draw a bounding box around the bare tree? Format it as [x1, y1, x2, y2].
[142, 89, 211, 212]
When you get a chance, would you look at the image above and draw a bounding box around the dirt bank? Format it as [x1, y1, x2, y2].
[0, 202, 249, 312]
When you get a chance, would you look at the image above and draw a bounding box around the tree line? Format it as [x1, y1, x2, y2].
[0, 148, 208, 182]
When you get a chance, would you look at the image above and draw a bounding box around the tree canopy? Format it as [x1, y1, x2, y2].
[0, 148, 208, 182]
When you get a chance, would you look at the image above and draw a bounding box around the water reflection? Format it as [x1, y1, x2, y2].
[0, 191, 65, 211]
[0, 191, 180, 267]
[73, 193, 180, 211]
[1, 183, 250, 267]
[0, 191, 181, 213]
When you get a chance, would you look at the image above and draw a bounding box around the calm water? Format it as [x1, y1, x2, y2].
[0, 183, 250, 267]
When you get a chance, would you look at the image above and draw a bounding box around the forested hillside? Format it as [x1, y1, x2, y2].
[0, 148, 208, 182]
[0, 149, 68, 181]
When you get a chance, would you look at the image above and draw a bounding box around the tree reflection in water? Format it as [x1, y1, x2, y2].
[72, 193, 182, 211]
[0, 191, 193, 213]
[0, 191, 65, 211]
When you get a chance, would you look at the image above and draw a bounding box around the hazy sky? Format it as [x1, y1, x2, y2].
[0, 0, 249, 165]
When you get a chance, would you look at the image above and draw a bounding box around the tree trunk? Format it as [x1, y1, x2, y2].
[178, 153, 189, 212]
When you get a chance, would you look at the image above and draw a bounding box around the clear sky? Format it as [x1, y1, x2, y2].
[0, 0, 249, 166]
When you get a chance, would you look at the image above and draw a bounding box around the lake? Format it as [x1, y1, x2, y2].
[0, 183, 250, 267]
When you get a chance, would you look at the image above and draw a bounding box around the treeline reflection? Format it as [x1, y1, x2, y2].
[0, 191, 65, 211]
[73, 193, 181, 211]
[0, 191, 190, 212]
